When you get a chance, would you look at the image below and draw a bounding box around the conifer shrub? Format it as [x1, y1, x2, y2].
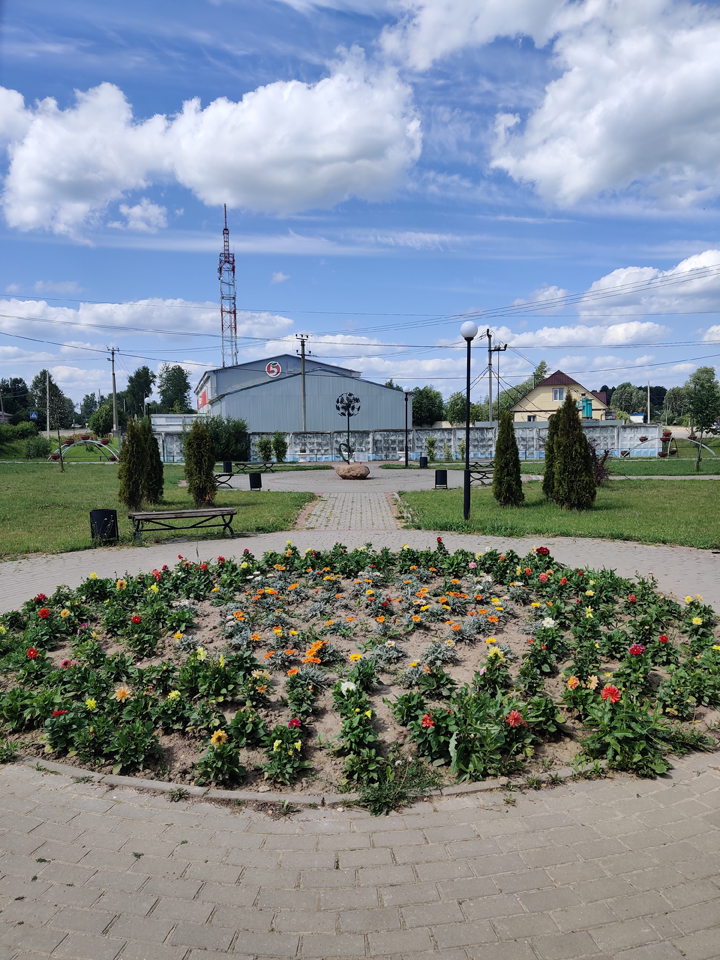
[492, 410, 524, 507]
[117, 418, 148, 511]
[272, 431, 288, 463]
[542, 412, 558, 500]
[185, 420, 217, 507]
[140, 417, 164, 505]
[553, 392, 596, 510]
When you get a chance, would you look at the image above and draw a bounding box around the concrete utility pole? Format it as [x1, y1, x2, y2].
[296, 334, 309, 432]
[108, 348, 119, 447]
[487, 329, 493, 426]
[46, 369, 50, 440]
[647, 381, 651, 424]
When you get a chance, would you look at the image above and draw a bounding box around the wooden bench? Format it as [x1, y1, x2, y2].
[469, 460, 495, 486]
[214, 461, 276, 487]
[127, 508, 237, 543]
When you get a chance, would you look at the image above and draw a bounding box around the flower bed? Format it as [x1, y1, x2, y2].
[0, 541, 717, 807]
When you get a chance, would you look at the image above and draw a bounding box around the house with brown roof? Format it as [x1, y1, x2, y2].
[510, 370, 610, 422]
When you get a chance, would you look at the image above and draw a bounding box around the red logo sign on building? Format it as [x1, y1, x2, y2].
[197, 389, 208, 410]
[266, 361, 282, 378]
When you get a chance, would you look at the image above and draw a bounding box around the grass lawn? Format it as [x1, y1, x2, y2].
[399, 480, 720, 549]
[383, 457, 720, 476]
[0, 463, 315, 559]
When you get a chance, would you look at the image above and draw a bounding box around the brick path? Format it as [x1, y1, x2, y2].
[1, 753, 719, 960]
[300, 493, 401, 531]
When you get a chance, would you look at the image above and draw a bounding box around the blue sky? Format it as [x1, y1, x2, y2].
[1, 0, 720, 407]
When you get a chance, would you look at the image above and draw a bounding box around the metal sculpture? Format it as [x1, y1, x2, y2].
[336, 392, 361, 462]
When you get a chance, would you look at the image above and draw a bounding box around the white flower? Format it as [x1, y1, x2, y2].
[340, 681, 357, 694]
[542, 617, 556, 629]
[385, 641, 396, 647]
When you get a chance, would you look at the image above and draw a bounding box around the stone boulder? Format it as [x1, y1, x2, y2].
[335, 463, 370, 479]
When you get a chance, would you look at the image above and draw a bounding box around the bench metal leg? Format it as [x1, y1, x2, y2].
[133, 520, 143, 545]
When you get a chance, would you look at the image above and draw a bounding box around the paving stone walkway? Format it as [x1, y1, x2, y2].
[300, 493, 401, 531]
[1, 753, 719, 960]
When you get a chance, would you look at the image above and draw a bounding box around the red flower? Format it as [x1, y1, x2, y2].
[629, 643, 645, 656]
[131, 615, 142, 625]
[34, 593, 48, 603]
[153, 569, 162, 580]
[627, 594, 636, 603]
[506, 709, 526, 727]
[539, 573, 548, 583]
[52, 709, 68, 717]
[162, 564, 168, 571]
[217, 556, 225, 563]
[560, 577, 567, 586]
[288, 718, 301, 729]
[524, 567, 532, 575]
[537, 547, 550, 556]
[659, 634, 668, 644]
[421, 714, 435, 729]
[26, 648, 38, 659]
[602, 685, 621, 703]
[576, 570, 584, 576]
[38, 608, 50, 620]
[200, 563, 208, 571]
[178, 554, 183, 559]
[381, 601, 389, 607]
[243, 548, 250, 555]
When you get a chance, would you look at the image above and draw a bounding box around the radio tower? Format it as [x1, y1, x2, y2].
[219, 204, 238, 367]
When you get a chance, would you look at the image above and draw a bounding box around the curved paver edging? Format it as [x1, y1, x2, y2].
[17, 754, 602, 807]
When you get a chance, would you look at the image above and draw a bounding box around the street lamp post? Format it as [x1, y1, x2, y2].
[460, 320, 478, 521]
[404, 389, 410, 467]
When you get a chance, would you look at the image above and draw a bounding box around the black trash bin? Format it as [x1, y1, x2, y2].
[434, 469, 448, 489]
[223, 460, 232, 474]
[249, 472, 262, 491]
[419, 455, 428, 469]
[90, 508, 119, 543]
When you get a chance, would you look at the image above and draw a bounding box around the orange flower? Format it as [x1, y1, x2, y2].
[289, 583, 298, 590]
[452, 624, 462, 631]
[567, 676, 580, 689]
[335, 594, 342, 599]
[376, 616, 385, 623]
[265, 651, 275, 659]
[251, 633, 261, 642]
[346, 616, 355, 622]
[488, 616, 499, 623]
[411, 615, 421, 622]
[438, 596, 448, 603]
[477, 609, 489, 615]
[284, 649, 296, 656]
[287, 668, 299, 676]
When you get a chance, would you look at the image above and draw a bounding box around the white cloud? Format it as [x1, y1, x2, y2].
[109, 199, 168, 233]
[0, 49, 421, 235]
[578, 250, 720, 321]
[505, 321, 671, 348]
[271, 272, 290, 284]
[704, 325, 720, 343]
[491, 1, 720, 207]
[512, 284, 568, 313]
[4, 283, 20, 294]
[381, 0, 566, 70]
[34, 280, 83, 294]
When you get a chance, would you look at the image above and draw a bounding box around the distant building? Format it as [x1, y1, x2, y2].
[194, 354, 409, 433]
[511, 370, 609, 422]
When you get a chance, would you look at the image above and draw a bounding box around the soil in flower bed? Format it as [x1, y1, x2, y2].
[1, 541, 718, 801]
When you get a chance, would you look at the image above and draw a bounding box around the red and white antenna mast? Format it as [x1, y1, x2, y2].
[219, 204, 238, 367]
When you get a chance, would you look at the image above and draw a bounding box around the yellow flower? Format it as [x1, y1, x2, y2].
[409, 661, 419, 667]
[211, 587, 219, 593]
[116, 579, 127, 590]
[294, 741, 301, 750]
[587, 675, 599, 690]
[531, 602, 541, 608]
[485, 637, 497, 644]
[91, 631, 100, 640]
[0, 626, 5, 636]
[273, 739, 282, 752]
[685, 595, 693, 603]
[516, 566, 522, 575]
[174, 632, 184, 640]
[420, 605, 430, 611]
[210, 730, 228, 746]
[712, 645, 720, 651]
[241, 561, 248, 568]
[219, 654, 225, 668]
[85, 698, 97, 710]
[364, 710, 372, 718]
[488, 648, 504, 660]
[149, 584, 159, 594]
[289, 629, 298, 636]
[695, 594, 703, 601]
[89, 573, 98, 579]
[589, 580, 595, 586]
[585, 590, 594, 597]
[114, 684, 132, 702]
[692, 617, 703, 626]
[60, 609, 70, 619]
[349, 653, 362, 662]
[167, 690, 181, 701]
[585, 608, 594, 619]
[196, 647, 207, 661]
[273, 626, 283, 635]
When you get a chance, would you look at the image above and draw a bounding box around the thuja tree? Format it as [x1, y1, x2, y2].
[553, 393, 596, 510]
[118, 418, 148, 510]
[492, 411, 524, 506]
[542, 413, 559, 500]
[272, 431, 288, 463]
[185, 420, 217, 507]
[140, 417, 164, 505]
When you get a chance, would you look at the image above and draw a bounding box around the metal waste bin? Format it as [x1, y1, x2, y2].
[249, 472, 262, 491]
[419, 455, 428, 469]
[90, 508, 119, 543]
[434, 469, 448, 489]
[223, 460, 232, 474]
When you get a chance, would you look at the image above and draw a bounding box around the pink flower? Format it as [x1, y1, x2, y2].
[539, 573, 548, 583]
[506, 710, 526, 727]
[421, 714, 435, 729]
[469, 562, 477, 569]
[629, 643, 645, 656]
[60, 659, 71, 669]
[288, 718, 301, 729]
[627, 594, 636, 603]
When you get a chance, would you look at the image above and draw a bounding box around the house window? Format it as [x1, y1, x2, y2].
[553, 388, 564, 402]
[527, 415, 537, 422]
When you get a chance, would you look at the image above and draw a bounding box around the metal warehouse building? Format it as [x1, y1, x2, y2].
[194, 354, 410, 433]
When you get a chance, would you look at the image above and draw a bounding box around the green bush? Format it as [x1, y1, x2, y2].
[492, 411, 524, 507]
[25, 436, 52, 459]
[425, 437, 436, 461]
[272, 431, 288, 463]
[256, 435, 273, 461]
[117, 418, 148, 511]
[204, 416, 249, 462]
[553, 393, 596, 510]
[0, 422, 37, 444]
[184, 420, 217, 507]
